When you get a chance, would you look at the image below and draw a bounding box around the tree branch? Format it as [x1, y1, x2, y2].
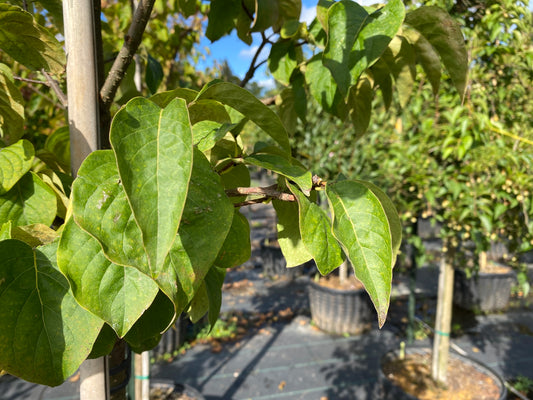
[41, 70, 67, 108]
[100, 0, 156, 108]
[13, 76, 49, 85]
[226, 184, 296, 202]
[239, 32, 270, 88]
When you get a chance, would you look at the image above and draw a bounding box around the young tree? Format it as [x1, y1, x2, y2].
[0, 0, 467, 394]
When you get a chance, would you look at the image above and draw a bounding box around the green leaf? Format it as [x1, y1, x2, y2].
[0, 139, 34, 194]
[269, 40, 302, 86]
[382, 36, 416, 108]
[348, 76, 374, 138]
[288, 183, 344, 275]
[277, 87, 298, 134]
[196, 81, 291, 153]
[244, 152, 312, 195]
[215, 210, 251, 268]
[12, 223, 58, 247]
[349, 0, 404, 90]
[323, 0, 404, 97]
[189, 99, 232, 125]
[178, 0, 198, 17]
[0, 4, 65, 73]
[291, 70, 307, 122]
[206, 0, 239, 41]
[405, 6, 468, 98]
[124, 290, 175, 353]
[44, 127, 70, 172]
[0, 221, 10, 240]
[316, 0, 335, 31]
[0, 240, 103, 386]
[326, 180, 393, 328]
[205, 266, 226, 328]
[0, 63, 25, 146]
[72, 150, 148, 272]
[370, 59, 393, 109]
[403, 27, 442, 96]
[0, 172, 57, 226]
[110, 97, 193, 275]
[150, 88, 198, 107]
[193, 121, 236, 152]
[220, 163, 250, 204]
[252, 0, 279, 32]
[146, 54, 164, 94]
[88, 324, 118, 359]
[38, 170, 70, 220]
[157, 149, 233, 313]
[57, 218, 159, 338]
[272, 198, 312, 268]
[354, 180, 402, 266]
[323, 1, 368, 97]
[305, 53, 347, 119]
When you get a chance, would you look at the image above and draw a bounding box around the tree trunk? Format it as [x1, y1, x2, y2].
[63, 0, 108, 398]
[431, 239, 455, 383]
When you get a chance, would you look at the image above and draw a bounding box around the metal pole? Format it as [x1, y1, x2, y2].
[63, 1, 108, 399]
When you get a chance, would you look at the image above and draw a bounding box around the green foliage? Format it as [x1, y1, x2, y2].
[0, 0, 471, 387]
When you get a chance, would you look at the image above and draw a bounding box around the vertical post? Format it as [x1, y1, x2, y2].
[63, 1, 108, 399]
[432, 239, 455, 383]
[63, 0, 100, 175]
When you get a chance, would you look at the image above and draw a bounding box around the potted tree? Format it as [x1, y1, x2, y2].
[371, 0, 531, 397]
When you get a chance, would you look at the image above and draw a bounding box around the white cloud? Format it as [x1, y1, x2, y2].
[257, 78, 276, 90]
[300, 5, 316, 25]
[239, 45, 259, 59]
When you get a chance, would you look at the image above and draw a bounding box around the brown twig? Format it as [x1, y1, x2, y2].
[41, 70, 67, 108]
[225, 185, 295, 202]
[13, 76, 49, 85]
[100, 0, 156, 108]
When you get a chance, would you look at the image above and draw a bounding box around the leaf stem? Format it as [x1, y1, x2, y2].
[42, 70, 67, 108]
[226, 185, 296, 202]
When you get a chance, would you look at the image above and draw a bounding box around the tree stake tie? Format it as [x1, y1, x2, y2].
[435, 330, 450, 337]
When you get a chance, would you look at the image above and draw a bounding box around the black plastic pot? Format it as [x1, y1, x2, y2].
[150, 379, 205, 400]
[454, 268, 515, 312]
[308, 278, 373, 335]
[380, 347, 507, 400]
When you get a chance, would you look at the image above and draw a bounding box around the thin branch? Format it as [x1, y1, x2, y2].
[226, 185, 295, 202]
[100, 0, 156, 108]
[26, 84, 65, 110]
[42, 70, 67, 108]
[13, 76, 49, 86]
[240, 32, 270, 88]
[233, 197, 269, 207]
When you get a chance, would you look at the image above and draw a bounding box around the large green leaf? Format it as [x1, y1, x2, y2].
[405, 6, 468, 97]
[72, 150, 148, 272]
[273, 198, 312, 268]
[0, 63, 25, 146]
[269, 40, 303, 86]
[189, 99, 232, 125]
[403, 27, 442, 96]
[0, 139, 34, 194]
[150, 88, 198, 107]
[146, 54, 164, 95]
[206, 0, 239, 41]
[193, 121, 236, 152]
[326, 180, 393, 327]
[110, 97, 193, 275]
[157, 149, 233, 313]
[244, 153, 312, 195]
[288, 183, 344, 275]
[44, 127, 70, 172]
[323, 0, 404, 97]
[382, 36, 416, 108]
[57, 218, 159, 338]
[220, 163, 250, 204]
[348, 76, 374, 138]
[215, 210, 251, 269]
[124, 290, 175, 353]
[0, 240, 103, 386]
[0, 172, 57, 226]
[196, 82, 291, 153]
[323, 1, 368, 97]
[305, 53, 347, 119]
[0, 4, 65, 73]
[354, 180, 402, 266]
